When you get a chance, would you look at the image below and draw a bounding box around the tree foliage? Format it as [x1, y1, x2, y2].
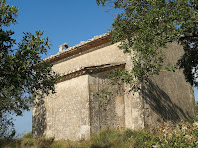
[0, 0, 59, 138]
[97, 0, 198, 87]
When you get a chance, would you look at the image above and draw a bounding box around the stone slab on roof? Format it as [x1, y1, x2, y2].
[57, 63, 125, 83]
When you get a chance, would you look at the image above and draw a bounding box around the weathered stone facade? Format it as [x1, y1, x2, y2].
[32, 33, 195, 141]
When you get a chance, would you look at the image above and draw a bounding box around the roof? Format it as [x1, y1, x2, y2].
[45, 33, 110, 63]
[57, 63, 125, 83]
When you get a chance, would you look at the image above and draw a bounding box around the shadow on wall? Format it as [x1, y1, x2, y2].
[32, 100, 47, 138]
[142, 79, 191, 125]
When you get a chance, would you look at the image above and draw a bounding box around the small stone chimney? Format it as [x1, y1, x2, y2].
[59, 43, 70, 52]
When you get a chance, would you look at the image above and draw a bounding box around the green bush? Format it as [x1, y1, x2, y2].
[50, 140, 91, 148]
[193, 128, 198, 139]
[122, 129, 134, 141]
[21, 138, 36, 148]
[23, 132, 33, 139]
[165, 132, 193, 148]
[132, 130, 161, 148]
[91, 129, 120, 147]
[91, 129, 134, 148]
[132, 122, 198, 148]
[36, 137, 54, 148]
[20, 134, 54, 148]
[0, 139, 21, 148]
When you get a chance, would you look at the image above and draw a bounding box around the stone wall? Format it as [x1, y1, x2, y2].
[32, 100, 47, 138]
[89, 70, 125, 135]
[51, 41, 145, 130]
[143, 42, 195, 126]
[52, 43, 130, 74]
[33, 75, 90, 141]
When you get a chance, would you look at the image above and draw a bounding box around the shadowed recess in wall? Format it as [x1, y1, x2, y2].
[89, 71, 125, 135]
[142, 79, 191, 125]
[32, 100, 47, 138]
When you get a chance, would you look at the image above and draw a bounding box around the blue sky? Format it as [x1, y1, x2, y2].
[9, 0, 116, 58]
[6, 0, 198, 136]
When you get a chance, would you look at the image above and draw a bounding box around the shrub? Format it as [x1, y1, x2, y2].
[20, 134, 54, 148]
[21, 138, 36, 148]
[50, 140, 91, 148]
[132, 121, 198, 147]
[91, 129, 134, 148]
[196, 101, 198, 115]
[23, 132, 33, 139]
[0, 139, 21, 148]
[132, 130, 161, 147]
[35, 137, 54, 148]
[91, 129, 121, 147]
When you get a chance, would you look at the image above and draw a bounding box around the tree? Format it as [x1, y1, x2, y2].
[0, 0, 59, 138]
[97, 0, 198, 88]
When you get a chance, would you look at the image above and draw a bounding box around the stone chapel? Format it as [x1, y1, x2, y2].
[32, 33, 195, 141]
